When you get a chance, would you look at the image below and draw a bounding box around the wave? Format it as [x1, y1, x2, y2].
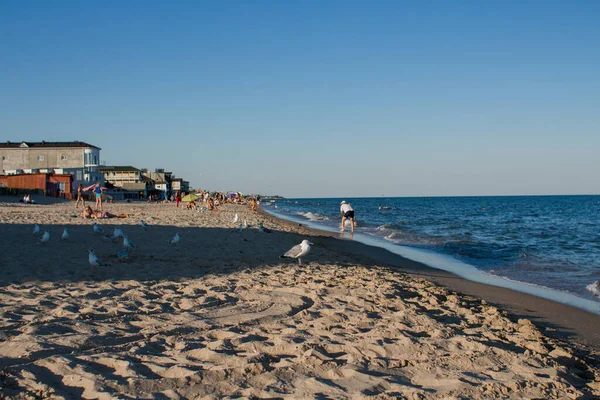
[587, 281, 600, 298]
[297, 211, 330, 221]
[385, 232, 403, 240]
[376, 222, 407, 231]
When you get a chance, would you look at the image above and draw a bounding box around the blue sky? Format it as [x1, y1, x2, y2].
[1, 1, 598, 197]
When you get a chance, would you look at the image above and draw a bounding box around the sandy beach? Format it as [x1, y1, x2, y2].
[1, 196, 599, 399]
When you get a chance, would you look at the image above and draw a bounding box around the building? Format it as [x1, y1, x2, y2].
[141, 168, 174, 199]
[98, 166, 142, 187]
[99, 166, 147, 200]
[0, 141, 103, 188]
[171, 177, 190, 194]
[0, 173, 73, 198]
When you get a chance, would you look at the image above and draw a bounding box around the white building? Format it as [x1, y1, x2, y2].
[0, 141, 104, 188]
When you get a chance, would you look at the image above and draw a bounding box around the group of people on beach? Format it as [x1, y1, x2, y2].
[72, 182, 354, 229]
[171, 190, 259, 213]
[75, 182, 106, 210]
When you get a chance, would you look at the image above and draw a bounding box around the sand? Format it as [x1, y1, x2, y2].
[0, 196, 599, 399]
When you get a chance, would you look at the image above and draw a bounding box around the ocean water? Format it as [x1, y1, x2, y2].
[264, 196, 600, 303]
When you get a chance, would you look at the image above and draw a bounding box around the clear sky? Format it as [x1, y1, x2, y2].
[1, 1, 598, 197]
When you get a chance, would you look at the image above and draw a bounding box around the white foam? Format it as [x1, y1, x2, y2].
[297, 211, 329, 221]
[587, 281, 600, 298]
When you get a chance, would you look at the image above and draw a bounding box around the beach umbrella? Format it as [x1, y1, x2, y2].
[181, 193, 199, 202]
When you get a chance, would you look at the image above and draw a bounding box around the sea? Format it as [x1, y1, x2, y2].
[263, 195, 600, 311]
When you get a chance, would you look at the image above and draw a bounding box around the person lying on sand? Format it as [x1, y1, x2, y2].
[207, 198, 219, 211]
[82, 206, 128, 219]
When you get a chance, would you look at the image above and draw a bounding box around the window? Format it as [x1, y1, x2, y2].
[1, 156, 5, 161]
[37, 155, 44, 161]
[61, 155, 68, 160]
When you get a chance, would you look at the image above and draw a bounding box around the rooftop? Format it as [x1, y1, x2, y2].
[0, 141, 101, 150]
[98, 166, 141, 172]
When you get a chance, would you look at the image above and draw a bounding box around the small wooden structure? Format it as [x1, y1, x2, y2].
[0, 173, 73, 198]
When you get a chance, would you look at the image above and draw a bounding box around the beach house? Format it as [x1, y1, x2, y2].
[99, 166, 148, 200]
[0, 141, 104, 189]
[141, 168, 174, 200]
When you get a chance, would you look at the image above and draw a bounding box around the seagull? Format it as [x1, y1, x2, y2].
[243, 219, 248, 228]
[168, 233, 180, 245]
[141, 220, 149, 229]
[280, 240, 313, 265]
[93, 223, 103, 234]
[62, 228, 69, 241]
[258, 223, 271, 233]
[238, 223, 243, 233]
[88, 249, 109, 267]
[40, 230, 50, 244]
[112, 226, 124, 239]
[233, 213, 239, 223]
[32, 224, 40, 235]
[123, 235, 138, 249]
[117, 248, 129, 261]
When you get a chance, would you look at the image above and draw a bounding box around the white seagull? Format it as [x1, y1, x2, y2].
[40, 230, 50, 244]
[112, 226, 124, 239]
[32, 224, 41, 235]
[88, 249, 103, 267]
[168, 233, 180, 245]
[93, 223, 103, 234]
[123, 235, 138, 249]
[280, 240, 313, 265]
[233, 213, 239, 223]
[243, 219, 248, 228]
[62, 228, 69, 241]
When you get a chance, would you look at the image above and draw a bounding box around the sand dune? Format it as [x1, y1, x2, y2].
[0, 197, 598, 399]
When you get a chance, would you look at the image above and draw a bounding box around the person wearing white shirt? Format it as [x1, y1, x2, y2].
[340, 200, 355, 232]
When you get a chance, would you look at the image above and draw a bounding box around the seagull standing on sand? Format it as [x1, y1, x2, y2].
[280, 240, 313, 265]
[62, 228, 69, 241]
[93, 223, 103, 234]
[117, 248, 129, 261]
[32, 224, 40, 235]
[168, 233, 180, 245]
[88, 249, 103, 267]
[112, 226, 124, 239]
[123, 235, 138, 249]
[40, 230, 50, 244]
[233, 213, 239, 223]
[243, 219, 248, 228]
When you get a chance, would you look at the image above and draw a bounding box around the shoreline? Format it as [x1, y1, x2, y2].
[259, 207, 600, 349]
[1, 197, 599, 398]
[263, 196, 600, 310]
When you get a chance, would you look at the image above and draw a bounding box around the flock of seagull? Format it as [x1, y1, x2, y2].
[31, 220, 180, 269]
[29, 212, 312, 270]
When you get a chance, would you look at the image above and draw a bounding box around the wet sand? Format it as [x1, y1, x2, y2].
[0, 196, 599, 399]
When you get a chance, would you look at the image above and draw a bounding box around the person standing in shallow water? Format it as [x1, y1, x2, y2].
[340, 200, 355, 232]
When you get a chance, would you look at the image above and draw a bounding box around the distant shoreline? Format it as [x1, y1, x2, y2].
[278, 193, 600, 200]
